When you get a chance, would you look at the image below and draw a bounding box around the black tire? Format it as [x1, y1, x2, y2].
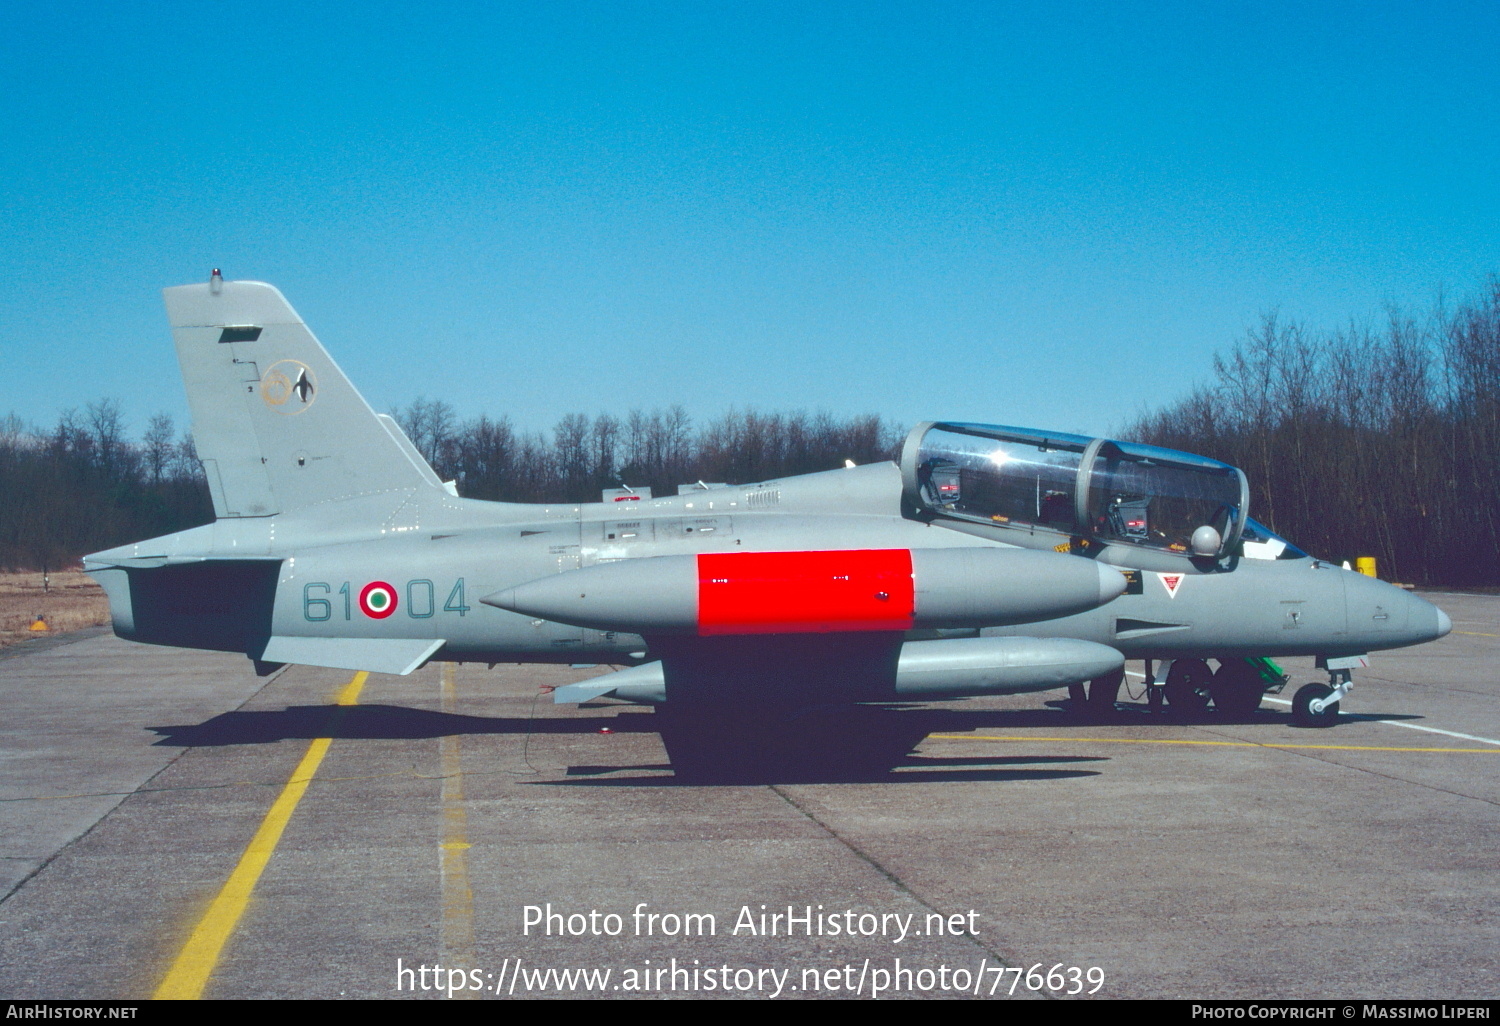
[1163, 659, 1212, 715]
[1210, 659, 1265, 718]
[1292, 683, 1339, 728]
[1085, 668, 1124, 715]
[1068, 682, 1087, 711]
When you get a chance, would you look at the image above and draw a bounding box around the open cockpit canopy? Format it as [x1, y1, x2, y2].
[901, 422, 1251, 560]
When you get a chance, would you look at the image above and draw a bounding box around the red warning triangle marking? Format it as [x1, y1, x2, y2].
[1157, 572, 1184, 599]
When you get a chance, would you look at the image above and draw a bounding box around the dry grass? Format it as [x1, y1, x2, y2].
[0, 570, 110, 650]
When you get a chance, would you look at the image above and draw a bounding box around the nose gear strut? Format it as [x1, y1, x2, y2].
[1293, 665, 1356, 728]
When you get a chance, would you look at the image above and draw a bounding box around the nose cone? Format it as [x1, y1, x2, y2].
[1344, 570, 1453, 649]
[1097, 562, 1128, 604]
[1420, 597, 1452, 642]
[1393, 588, 1451, 646]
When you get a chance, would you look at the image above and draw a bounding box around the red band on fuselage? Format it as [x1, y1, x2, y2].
[696, 549, 915, 636]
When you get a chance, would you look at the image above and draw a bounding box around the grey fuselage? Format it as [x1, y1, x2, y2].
[87, 461, 1447, 671]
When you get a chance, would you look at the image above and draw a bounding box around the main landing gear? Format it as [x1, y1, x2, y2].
[1068, 667, 1124, 717]
[1141, 657, 1287, 719]
[1162, 658, 1213, 714]
[1208, 659, 1267, 718]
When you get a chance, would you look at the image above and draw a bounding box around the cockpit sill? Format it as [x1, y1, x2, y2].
[899, 421, 1306, 575]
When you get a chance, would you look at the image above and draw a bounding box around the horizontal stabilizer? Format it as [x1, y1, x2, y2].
[83, 553, 281, 570]
[259, 636, 445, 676]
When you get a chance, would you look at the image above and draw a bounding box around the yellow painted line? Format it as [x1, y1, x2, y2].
[927, 734, 1500, 755]
[439, 663, 477, 998]
[1454, 631, 1498, 637]
[334, 672, 369, 707]
[154, 671, 368, 1000]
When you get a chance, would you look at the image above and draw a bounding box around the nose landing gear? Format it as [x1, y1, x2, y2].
[1292, 668, 1353, 728]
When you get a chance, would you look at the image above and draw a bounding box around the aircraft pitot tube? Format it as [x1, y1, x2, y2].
[481, 547, 1127, 635]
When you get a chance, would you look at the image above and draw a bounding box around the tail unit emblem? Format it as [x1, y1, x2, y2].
[261, 360, 318, 413]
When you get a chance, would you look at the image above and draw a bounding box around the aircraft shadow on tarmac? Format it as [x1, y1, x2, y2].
[547, 752, 1106, 787]
[533, 768, 1104, 786]
[145, 699, 1426, 784]
[560, 754, 1104, 776]
[148, 703, 661, 746]
[149, 702, 1132, 748]
[1040, 699, 1430, 728]
[147, 699, 1425, 749]
[146, 703, 1118, 785]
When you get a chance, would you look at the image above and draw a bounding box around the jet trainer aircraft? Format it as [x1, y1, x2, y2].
[85, 274, 1452, 780]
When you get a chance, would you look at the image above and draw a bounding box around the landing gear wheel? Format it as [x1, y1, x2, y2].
[1210, 659, 1265, 719]
[1085, 668, 1124, 716]
[1068, 682, 1087, 711]
[1292, 683, 1339, 728]
[1163, 659, 1212, 715]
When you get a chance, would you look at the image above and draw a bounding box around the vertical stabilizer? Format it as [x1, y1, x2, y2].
[164, 279, 443, 517]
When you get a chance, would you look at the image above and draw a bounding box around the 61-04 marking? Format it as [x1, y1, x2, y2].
[303, 579, 472, 621]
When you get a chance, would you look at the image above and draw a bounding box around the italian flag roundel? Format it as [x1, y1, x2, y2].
[359, 581, 398, 619]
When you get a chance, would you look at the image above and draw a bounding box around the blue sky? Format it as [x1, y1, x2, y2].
[3, 1, 1498, 442]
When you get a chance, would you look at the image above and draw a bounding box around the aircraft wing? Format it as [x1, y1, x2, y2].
[258, 636, 446, 676]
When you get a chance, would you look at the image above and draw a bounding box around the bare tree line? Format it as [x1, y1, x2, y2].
[0, 403, 210, 570]
[392, 402, 903, 503]
[1125, 280, 1500, 585]
[0, 401, 902, 569]
[6, 278, 1496, 585]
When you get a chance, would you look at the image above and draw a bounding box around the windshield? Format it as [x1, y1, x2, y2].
[1239, 517, 1308, 560]
[1086, 440, 1243, 554]
[913, 424, 1089, 532]
[903, 422, 1250, 559]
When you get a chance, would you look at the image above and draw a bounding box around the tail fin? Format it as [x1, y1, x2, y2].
[164, 277, 444, 517]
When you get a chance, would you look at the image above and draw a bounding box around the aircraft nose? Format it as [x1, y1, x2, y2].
[1426, 600, 1452, 641]
[1396, 588, 1451, 645]
[1342, 572, 1451, 649]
